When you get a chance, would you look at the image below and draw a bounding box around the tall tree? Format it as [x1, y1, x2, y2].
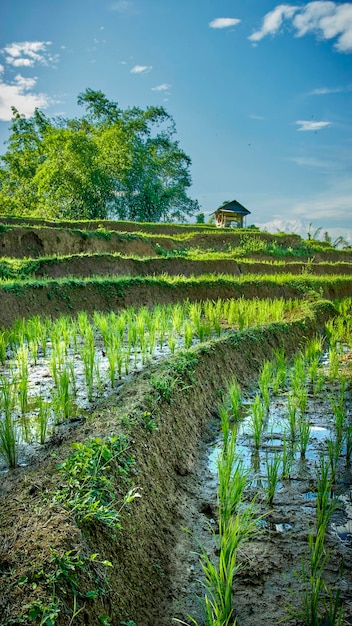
[0, 90, 198, 222]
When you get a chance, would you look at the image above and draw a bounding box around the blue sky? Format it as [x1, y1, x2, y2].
[1, 1, 352, 242]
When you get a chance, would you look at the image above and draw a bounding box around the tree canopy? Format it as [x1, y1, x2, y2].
[0, 89, 199, 222]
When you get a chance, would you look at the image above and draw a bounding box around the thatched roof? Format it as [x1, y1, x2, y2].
[212, 200, 250, 216]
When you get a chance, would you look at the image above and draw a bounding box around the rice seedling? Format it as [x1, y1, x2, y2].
[52, 364, 76, 423]
[36, 395, 52, 444]
[106, 340, 118, 388]
[258, 360, 272, 412]
[326, 437, 343, 484]
[345, 417, 352, 465]
[0, 375, 18, 468]
[171, 303, 184, 335]
[298, 417, 311, 458]
[271, 348, 287, 395]
[281, 435, 296, 480]
[227, 378, 242, 422]
[15, 344, 29, 417]
[167, 333, 177, 355]
[0, 329, 8, 365]
[294, 386, 308, 418]
[328, 382, 346, 447]
[316, 455, 336, 534]
[249, 393, 265, 450]
[265, 451, 282, 505]
[290, 353, 306, 397]
[328, 346, 340, 381]
[184, 320, 194, 350]
[79, 326, 96, 401]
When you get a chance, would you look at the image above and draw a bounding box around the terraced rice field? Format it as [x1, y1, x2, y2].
[0, 218, 352, 626]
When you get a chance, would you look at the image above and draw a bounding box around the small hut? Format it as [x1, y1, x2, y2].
[212, 200, 251, 228]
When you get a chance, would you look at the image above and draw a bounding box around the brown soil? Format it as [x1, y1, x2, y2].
[2, 225, 351, 262]
[31, 254, 352, 280]
[2, 301, 350, 626]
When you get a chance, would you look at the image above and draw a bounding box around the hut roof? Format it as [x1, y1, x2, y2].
[212, 200, 251, 216]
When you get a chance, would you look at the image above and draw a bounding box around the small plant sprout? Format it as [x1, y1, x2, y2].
[259, 360, 272, 412]
[281, 435, 295, 480]
[272, 348, 287, 394]
[0, 375, 18, 468]
[328, 382, 346, 448]
[36, 395, 51, 444]
[298, 416, 311, 458]
[227, 378, 242, 421]
[249, 393, 265, 450]
[265, 451, 282, 505]
[316, 454, 336, 534]
[326, 437, 343, 485]
[286, 393, 299, 442]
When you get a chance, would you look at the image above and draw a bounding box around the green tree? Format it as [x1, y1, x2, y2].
[0, 89, 198, 223]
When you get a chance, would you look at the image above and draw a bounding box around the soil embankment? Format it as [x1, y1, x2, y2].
[0, 301, 343, 626]
[1, 277, 352, 328]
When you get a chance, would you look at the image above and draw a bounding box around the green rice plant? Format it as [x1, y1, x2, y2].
[307, 355, 320, 390]
[79, 326, 96, 402]
[249, 393, 265, 450]
[345, 416, 352, 465]
[168, 333, 177, 355]
[328, 346, 340, 381]
[0, 375, 18, 468]
[258, 360, 272, 412]
[0, 329, 9, 365]
[313, 371, 325, 395]
[106, 337, 119, 387]
[290, 353, 306, 397]
[36, 395, 52, 444]
[52, 364, 76, 423]
[227, 378, 242, 421]
[304, 335, 323, 364]
[171, 303, 184, 335]
[326, 437, 343, 484]
[284, 528, 328, 626]
[15, 344, 29, 418]
[281, 435, 296, 480]
[316, 455, 337, 534]
[184, 320, 194, 350]
[265, 451, 282, 505]
[328, 382, 346, 447]
[271, 348, 287, 395]
[298, 416, 311, 458]
[293, 386, 308, 418]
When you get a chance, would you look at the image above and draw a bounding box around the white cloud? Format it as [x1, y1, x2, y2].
[249, 2, 352, 52]
[249, 4, 299, 42]
[0, 74, 52, 121]
[290, 155, 336, 168]
[309, 85, 348, 94]
[1, 41, 55, 67]
[209, 17, 241, 29]
[151, 83, 171, 91]
[110, 1, 136, 13]
[131, 64, 152, 74]
[296, 119, 331, 131]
